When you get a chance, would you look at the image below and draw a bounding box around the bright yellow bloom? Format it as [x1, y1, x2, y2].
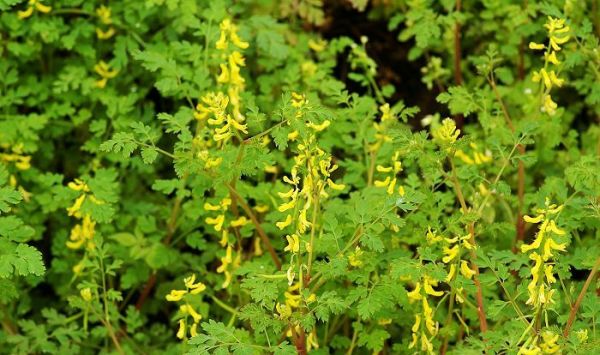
[442, 245, 459, 264]
[445, 263, 456, 282]
[407, 282, 422, 302]
[529, 42, 545, 50]
[308, 39, 327, 52]
[276, 214, 293, 230]
[80, 288, 93, 302]
[423, 277, 443, 297]
[176, 319, 186, 339]
[96, 27, 116, 40]
[460, 260, 475, 279]
[284, 234, 300, 253]
[326, 178, 345, 191]
[18, 0, 51, 19]
[348, 246, 364, 267]
[307, 120, 331, 132]
[540, 330, 560, 353]
[230, 216, 248, 227]
[433, 118, 460, 145]
[205, 214, 225, 232]
[96, 5, 112, 25]
[94, 61, 118, 88]
[166, 290, 187, 302]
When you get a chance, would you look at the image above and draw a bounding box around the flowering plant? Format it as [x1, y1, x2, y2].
[0, 0, 599, 354]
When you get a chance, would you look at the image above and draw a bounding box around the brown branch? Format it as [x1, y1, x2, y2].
[563, 257, 600, 337]
[225, 183, 282, 270]
[488, 74, 527, 251]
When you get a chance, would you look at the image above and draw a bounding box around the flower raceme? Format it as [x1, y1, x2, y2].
[520, 199, 567, 308]
[407, 275, 443, 354]
[195, 18, 251, 143]
[95, 6, 116, 40]
[165, 274, 207, 340]
[374, 150, 405, 196]
[529, 16, 570, 115]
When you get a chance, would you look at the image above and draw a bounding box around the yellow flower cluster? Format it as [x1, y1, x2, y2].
[348, 246, 364, 267]
[369, 103, 396, 152]
[195, 91, 247, 142]
[17, 0, 51, 19]
[66, 179, 102, 251]
[440, 233, 475, 304]
[432, 118, 460, 146]
[518, 330, 560, 355]
[204, 197, 247, 288]
[94, 61, 118, 88]
[165, 274, 206, 339]
[0, 144, 31, 171]
[374, 150, 405, 196]
[277, 283, 318, 350]
[96, 6, 116, 40]
[196, 18, 250, 143]
[454, 143, 492, 165]
[529, 17, 570, 116]
[194, 131, 222, 169]
[276, 136, 344, 238]
[520, 199, 567, 307]
[407, 275, 443, 354]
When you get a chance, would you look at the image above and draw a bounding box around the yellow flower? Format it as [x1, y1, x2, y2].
[18, 0, 51, 19]
[66, 215, 96, 250]
[96, 5, 112, 25]
[80, 288, 93, 302]
[423, 277, 443, 297]
[544, 17, 570, 51]
[445, 263, 456, 282]
[205, 214, 225, 232]
[326, 179, 345, 191]
[230, 216, 248, 227]
[94, 61, 118, 88]
[276, 214, 293, 230]
[543, 94, 558, 115]
[96, 27, 116, 40]
[442, 245, 459, 264]
[166, 289, 187, 302]
[460, 260, 475, 279]
[545, 51, 560, 65]
[433, 118, 460, 145]
[407, 282, 422, 302]
[308, 39, 327, 52]
[307, 120, 331, 132]
[284, 234, 300, 253]
[348, 246, 364, 267]
[540, 330, 560, 353]
[180, 304, 202, 323]
[306, 329, 319, 352]
[184, 274, 207, 294]
[291, 92, 307, 108]
[176, 319, 186, 339]
[529, 42, 545, 50]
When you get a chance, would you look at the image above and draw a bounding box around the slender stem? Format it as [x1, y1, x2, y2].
[225, 183, 282, 270]
[449, 158, 488, 333]
[453, 0, 464, 130]
[306, 194, 320, 281]
[488, 73, 527, 250]
[210, 295, 238, 315]
[563, 257, 600, 337]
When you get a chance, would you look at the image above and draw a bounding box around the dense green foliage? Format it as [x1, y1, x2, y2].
[1, 0, 599, 354]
